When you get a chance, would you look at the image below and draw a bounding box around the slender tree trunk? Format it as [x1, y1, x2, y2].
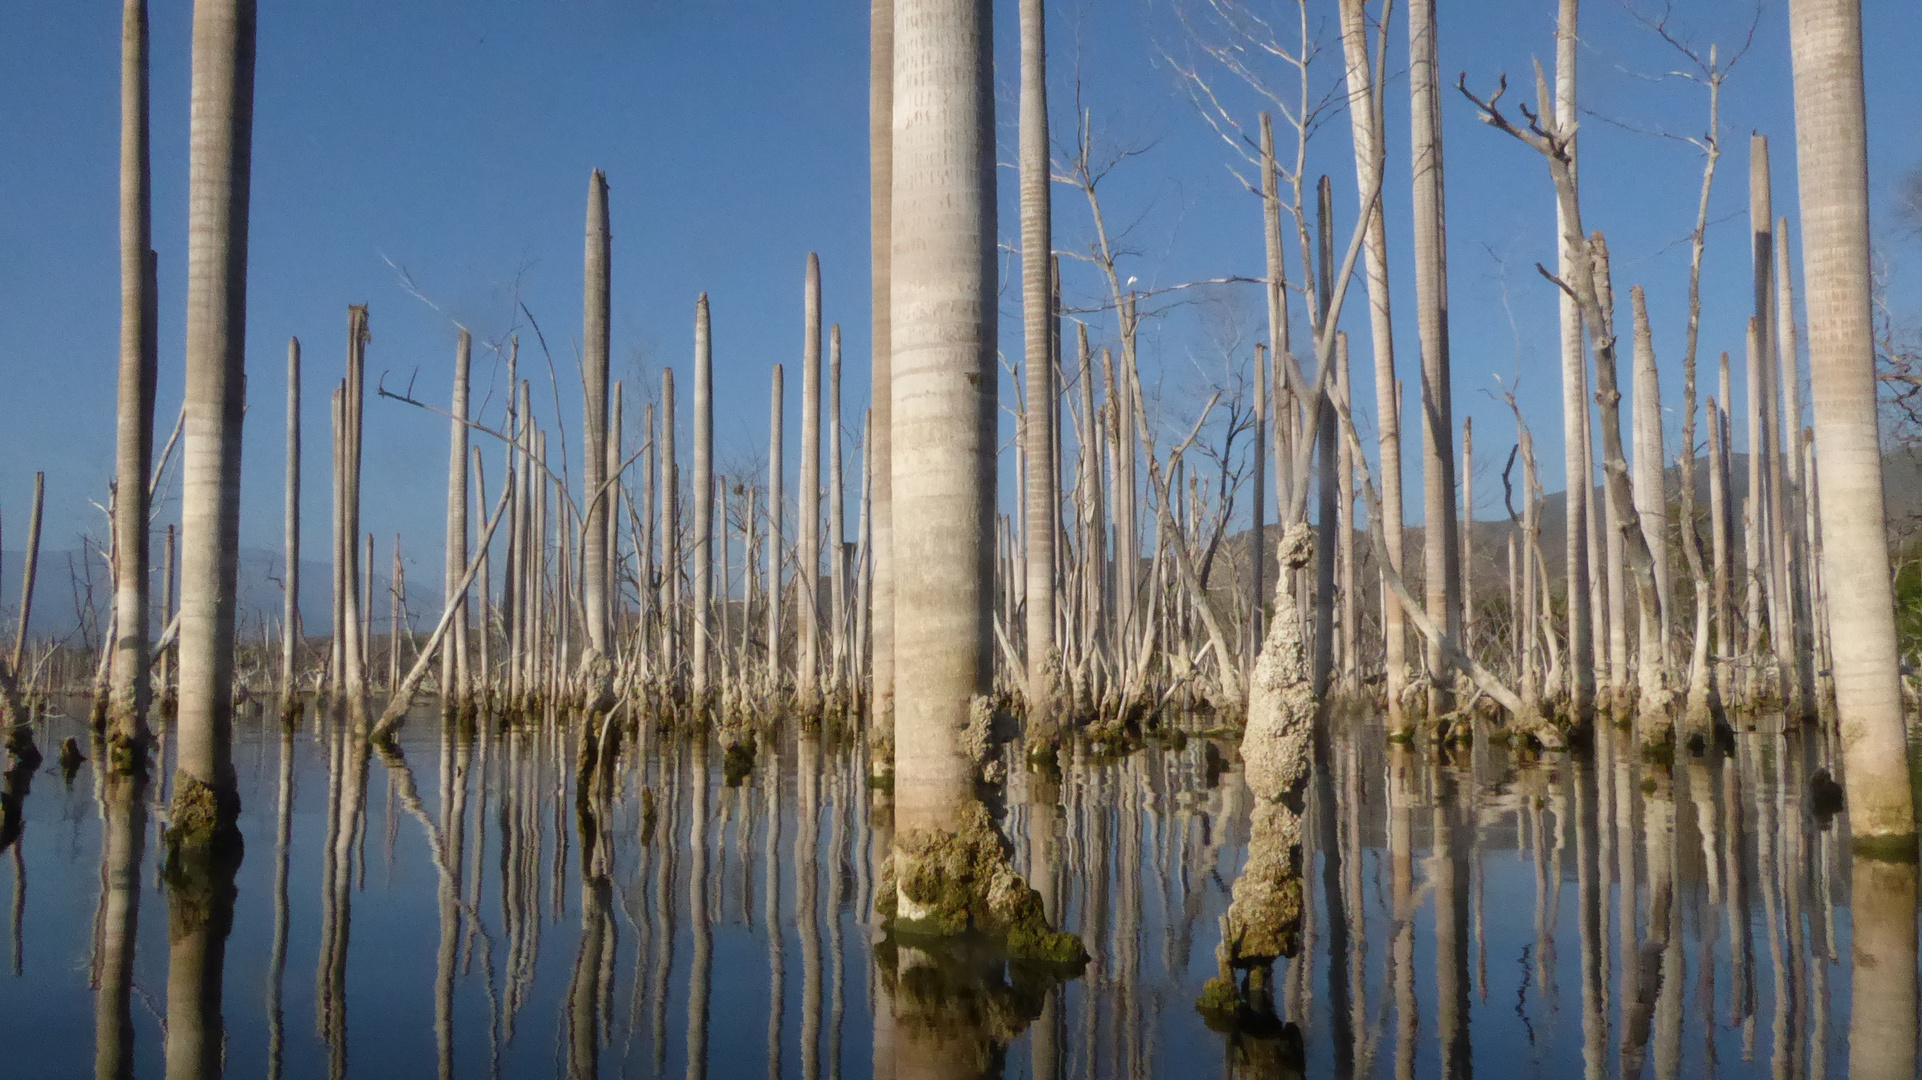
[1776, 216, 1816, 718]
[281, 338, 300, 706]
[1410, 0, 1460, 721]
[869, 0, 896, 774]
[659, 368, 679, 691]
[12, 473, 44, 681]
[828, 325, 848, 697]
[1337, 0, 1404, 723]
[109, 0, 157, 748]
[172, 0, 255, 839]
[1460, 416, 1473, 650]
[800, 254, 823, 707]
[1555, 0, 1594, 715]
[579, 171, 613, 709]
[1630, 287, 1670, 696]
[442, 330, 471, 710]
[1788, 0, 1915, 844]
[693, 295, 714, 703]
[341, 308, 369, 710]
[1337, 337, 1358, 691]
[1019, 0, 1059, 727]
[1314, 179, 1339, 699]
[768, 365, 785, 687]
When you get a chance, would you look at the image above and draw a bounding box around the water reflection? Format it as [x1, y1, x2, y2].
[0, 705, 1914, 1078]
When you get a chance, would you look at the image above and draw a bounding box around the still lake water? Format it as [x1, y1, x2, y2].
[1, 702, 1916, 1078]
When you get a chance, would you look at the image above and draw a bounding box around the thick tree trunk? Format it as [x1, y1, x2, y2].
[1787, 0, 1915, 845]
[891, 0, 996, 853]
[829, 327, 848, 696]
[173, 0, 255, 840]
[869, 0, 896, 774]
[109, 0, 156, 748]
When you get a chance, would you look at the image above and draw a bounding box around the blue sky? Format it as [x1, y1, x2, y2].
[1, 0, 1919, 601]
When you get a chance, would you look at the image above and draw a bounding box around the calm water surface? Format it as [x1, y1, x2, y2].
[1, 702, 1916, 1078]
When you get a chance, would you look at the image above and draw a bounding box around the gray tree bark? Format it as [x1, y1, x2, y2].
[173, 0, 255, 837]
[109, 0, 157, 748]
[1788, 0, 1915, 844]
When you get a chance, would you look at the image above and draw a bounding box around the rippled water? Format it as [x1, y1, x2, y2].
[0, 702, 1915, 1078]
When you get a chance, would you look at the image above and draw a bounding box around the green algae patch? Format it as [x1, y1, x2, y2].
[1850, 832, 1920, 863]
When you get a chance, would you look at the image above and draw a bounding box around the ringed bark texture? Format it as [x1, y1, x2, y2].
[174, 0, 256, 827]
[109, 0, 157, 744]
[1788, 0, 1914, 843]
[890, 0, 998, 843]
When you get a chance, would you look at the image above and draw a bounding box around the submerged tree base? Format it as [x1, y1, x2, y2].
[880, 800, 1088, 965]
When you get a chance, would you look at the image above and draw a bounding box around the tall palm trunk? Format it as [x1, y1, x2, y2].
[442, 331, 471, 709]
[1019, 0, 1059, 728]
[767, 366, 785, 685]
[1554, 0, 1593, 714]
[892, 0, 997, 846]
[869, 0, 896, 774]
[800, 254, 823, 706]
[109, 0, 157, 750]
[828, 326, 848, 694]
[580, 171, 613, 706]
[1630, 287, 1669, 696]
[1410, 0, 1459, 720]
[1776, 220, 1817, 718]
[693, 295, 715, 702]
[340, 308, 369, 710]
[172, 0, 255, 840]
[281, 338, 300, 707]
[887, 1, 1071, 959]
[1787, 0, 1915, 844]
[1337, 0, 1404, 724]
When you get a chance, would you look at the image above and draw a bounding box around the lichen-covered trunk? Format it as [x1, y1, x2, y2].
[173, 0, 254, 838]
[1788, 0, 1915, 845]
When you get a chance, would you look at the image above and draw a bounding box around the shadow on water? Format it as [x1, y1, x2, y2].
[0, 699, 1916, 1078]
